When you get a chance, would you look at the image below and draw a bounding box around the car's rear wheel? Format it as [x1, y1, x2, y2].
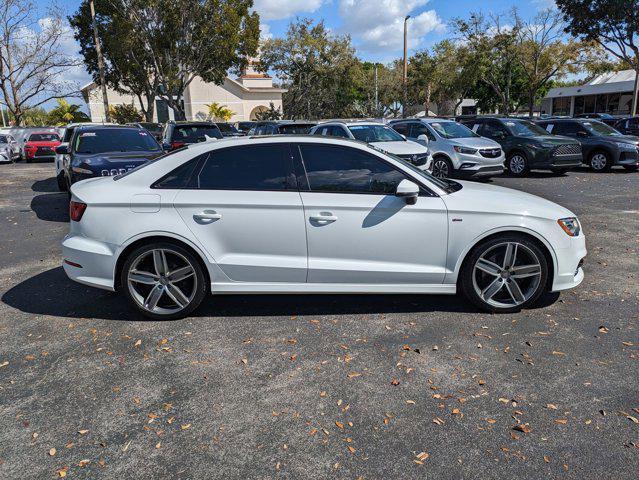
[121, 242, 208, 320]
[460, 235, 549, 313]
[589, 151, 612, 172]
[432, 157, 453, 178]
[506, 152, 529, 176]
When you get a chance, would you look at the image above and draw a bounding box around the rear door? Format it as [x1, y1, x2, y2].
[174, 143, 307, 283]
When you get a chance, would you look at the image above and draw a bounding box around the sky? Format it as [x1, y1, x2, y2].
[34, 0, 558, 108]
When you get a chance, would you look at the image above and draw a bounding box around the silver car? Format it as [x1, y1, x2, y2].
[390, 118, 505, 179]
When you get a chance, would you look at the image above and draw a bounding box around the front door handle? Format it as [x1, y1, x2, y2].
[193, 210, 222, 222]
[309, 213, 338, 223]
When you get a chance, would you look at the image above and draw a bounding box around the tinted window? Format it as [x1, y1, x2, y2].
[330, 126, 350, 138]
[63, 127, 75, 143]
[173, 125, 222, 142]
[391, 122, 410, 136]
[278, 124, 314, 134]
[409, 123, 436, 141]
[481, 121, 508, 139]
[299, 144, 406, 194]
[74, 128, 161, 154]
[152, 157, 201, 189]
[553, 122, 585, 136]
[504, 120, 548, 137]
[193, 144, 293, 191]
[216, 123, 239, 134]
[29, 133, 60, 142]
[348, 125, 404, 142]
[428, 121, 478, 139]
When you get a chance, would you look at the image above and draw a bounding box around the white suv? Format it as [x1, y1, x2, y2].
[310, 121, 432, 170]
[390, 118, 505, 179]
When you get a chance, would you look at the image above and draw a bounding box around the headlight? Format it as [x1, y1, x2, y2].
[453, 145, 478, 155]
[616, 142, 636, 151]
[72, 166, 93, 174]
[557, 217, 581, 237]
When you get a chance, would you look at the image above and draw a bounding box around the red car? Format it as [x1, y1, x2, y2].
[24, 132, 61, 162]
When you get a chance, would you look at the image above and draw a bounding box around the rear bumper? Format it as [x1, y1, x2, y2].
[62, 234, 117, 291]
[551, 234, 587, 292]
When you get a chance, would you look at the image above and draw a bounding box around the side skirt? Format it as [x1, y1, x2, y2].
[211, 283, 457, 295]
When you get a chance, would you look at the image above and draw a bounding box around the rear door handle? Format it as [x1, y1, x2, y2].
[310, 213, 338, 223]
[193, 210, 222, 222]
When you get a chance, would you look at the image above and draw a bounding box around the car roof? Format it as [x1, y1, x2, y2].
[314, 120, 386, 127]
[29, 131, 60, 135]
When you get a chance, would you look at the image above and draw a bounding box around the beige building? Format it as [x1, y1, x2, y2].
[81, 66, 286, 123]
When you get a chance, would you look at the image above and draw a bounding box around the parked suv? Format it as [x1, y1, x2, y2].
[0, 134, 18, 163]
[537, 118, 639, 172]
[460, 117, 582, 176]
[57, 125, 163, 191]
[310, 121, 432, 170]
[161, 121, 223, 151]
[249, 120, 317, 135]
[24, 132, 61, 163]
[390, 118, 504, 178]
[574, 113, 619, 127]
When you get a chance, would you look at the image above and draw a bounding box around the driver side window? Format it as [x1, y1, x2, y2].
[482, 121, 508, 139]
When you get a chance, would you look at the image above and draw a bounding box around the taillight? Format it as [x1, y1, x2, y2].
[69, 201, 87, 222]
[170, 141, 185, 150]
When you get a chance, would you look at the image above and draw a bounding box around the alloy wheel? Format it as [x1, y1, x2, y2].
[127, 248, 197, 315]
[590, 153, 608, 171]
[472, 242, 542, 308]
[432, 159, 450, 178]
[509, 155, 526, 174]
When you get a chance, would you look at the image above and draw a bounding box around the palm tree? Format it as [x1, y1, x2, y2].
[206, 102, 233, 121]
[47, 99, 90, 125]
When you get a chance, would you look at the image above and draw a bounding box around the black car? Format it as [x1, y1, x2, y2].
[459, 117, 582, 175]
[574, 113, 620, 127]
[537, 118, 639, 172]
[236, 121, 256, 134]
[56, 125, 164, 191]
[161, 121, 223, 151]
[613, 116, 639, 136]
[215, 122, 243, 137]
[127, 122, 164, 141]
[249, 121, 317, 135]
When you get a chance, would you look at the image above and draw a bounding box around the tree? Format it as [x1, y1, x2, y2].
[0, 0, 81, 125]
[69, 0, 159, 122]
[206, 102, 233, 121]
[46, 99, 90, 125]
[260, 19, 360, 119]
[116, 0, 259, 121]
[254, 102, 281, 120]
[555, 0, 639, 115]
[108, 104, 143, 124]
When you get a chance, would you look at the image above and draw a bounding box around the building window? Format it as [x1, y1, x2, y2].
[619, 93, 633, 115]
[595, 94, 608, 112]
[552, 97, 570, 116]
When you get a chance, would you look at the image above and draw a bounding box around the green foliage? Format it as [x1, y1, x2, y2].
[108, 104, 143, 124]
[206, 102, 234, 121]
[254, 102, 282, 120]
[20, 108, 50, 126]
[46, 99, 90, 125]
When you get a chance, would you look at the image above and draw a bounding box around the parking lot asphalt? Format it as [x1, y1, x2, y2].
[0, 162, 637, 479]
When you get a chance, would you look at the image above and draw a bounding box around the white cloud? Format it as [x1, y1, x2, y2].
[259, 22, 272, 40]
[338, 0, 445, 52]
[253, 0, 325, 21]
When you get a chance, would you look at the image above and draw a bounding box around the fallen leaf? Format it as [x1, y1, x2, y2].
[49, 448, 56, 456]
[0, 361, 8, 368]
[78, 429, 89, 435]
[544, 455, 550, 463]
[57, 467, 68, 477]
[554, 419, 568, 425]
[513, 424, 531, 433]
[181, 424, 191, 430]
[347, 372, 361, 379]
[622, 342, 634, 347]
[416, 451, 430, 461]
[156, 442, 161, 449]
[347, 446, 356, 454]
[433, 417, 445, 425]
[451, 408, 461, 415]
[335, 421, 344, 430]
[546, 404, 558, 410]
[598, 326, 609, 333]
[552, 351, 565, 357]
[390, 379, 400, 386]
[406, 400, 416, 405]
[78, 459, 90, 467]
[486, 419, 496, 424]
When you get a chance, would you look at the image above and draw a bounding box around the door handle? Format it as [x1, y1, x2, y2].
[193, 210, 222, 222]
[309, 213, 338, 223]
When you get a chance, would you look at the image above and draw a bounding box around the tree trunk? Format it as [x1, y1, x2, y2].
[632, 68, 639, 117]
[424, 82, 431, 117]
[528, 92, 535, 118]
[144, 92, 155, 122]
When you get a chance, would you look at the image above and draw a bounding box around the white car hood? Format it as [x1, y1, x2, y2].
[371, 140, 428, 155]
[442, 180, 574, 221]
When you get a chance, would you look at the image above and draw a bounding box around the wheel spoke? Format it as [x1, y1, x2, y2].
[165, 283, 189, 307]
[476, 258, 501, 276]
[505, 280, 525, 304]
[168, 265, 195, 283]
[502, 243, 517, 268]
[128, 270, 159, 285]
[511, 264, 541, 278]
[153, 249, 169, 276]
[482, 278, 504, 300]
[144, 285, 164, 311]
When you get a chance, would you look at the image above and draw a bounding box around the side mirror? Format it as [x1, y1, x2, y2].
[55, 145, 69, 155]
[417, 134, 429, 144]
[395, 179, 419, 205]
[400, 134, 407, 140]
[196, 136, 207, 143]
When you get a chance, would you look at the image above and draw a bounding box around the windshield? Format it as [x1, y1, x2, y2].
[216, 123, 239, 133]
[174, 125, 222, 142]
[429, 121, 478, 139]
[74, 129, 161, 154]
[278, 124, 314, 134]
[29, 133, 60, 142]
[349, 125, 404, 142]
[583, 121, 622, 136]
[504, 120, 548, 137]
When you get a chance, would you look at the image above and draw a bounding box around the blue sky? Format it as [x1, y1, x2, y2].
[36, 0, 558, 106]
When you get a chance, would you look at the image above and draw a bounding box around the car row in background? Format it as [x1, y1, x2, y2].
[0, 133, 19, 163]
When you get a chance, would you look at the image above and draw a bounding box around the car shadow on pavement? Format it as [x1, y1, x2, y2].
[2, 267, 493, 321]
[30, 192, 69, 222]
[31, 176, 60, 193]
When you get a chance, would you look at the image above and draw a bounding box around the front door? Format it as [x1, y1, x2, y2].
[174, 143, 307, 283]
[295, 143, 448, 284]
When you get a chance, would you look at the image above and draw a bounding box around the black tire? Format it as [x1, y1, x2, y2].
[120, 242, 208, 320]
[623, 165, 638, 172]
[431, 156, 454, 178]
[459, 234, 549, 313]
[506, 152, 529, 176]
[57, 172, 68, 191]
[588, 150, 612, 172]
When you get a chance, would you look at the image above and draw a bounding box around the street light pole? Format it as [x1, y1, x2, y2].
[89, 0, 110, 122]
[402, 15, 410, 118]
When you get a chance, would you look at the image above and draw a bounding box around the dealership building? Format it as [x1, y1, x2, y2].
[542, 69, 638, 117]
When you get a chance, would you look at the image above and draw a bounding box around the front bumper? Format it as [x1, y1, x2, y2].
[551, 234, 587, 292]
[532, 148, 582, 169]
[457, 165, 505, 178]
[616, 149, 639, 166]
[62, 234, 117, 291]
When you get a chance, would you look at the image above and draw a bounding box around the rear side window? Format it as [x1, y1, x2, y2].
[298, 144, 406, 195]
[152, 156, 201, 189]
[278, 124, 314, 134]
[391, 123, 409, 136]
[173, 125, 222, 142]
[192, 144, 294, 191]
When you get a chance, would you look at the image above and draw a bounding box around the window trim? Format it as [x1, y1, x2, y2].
[293, 142, 437, 197]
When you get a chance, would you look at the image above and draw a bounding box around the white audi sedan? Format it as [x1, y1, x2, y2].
[62, 136, 586, 320]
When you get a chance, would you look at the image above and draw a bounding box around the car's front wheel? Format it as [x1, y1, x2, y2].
[589, 151, 612, 172]
[506, 152, 529, 176]
[460, 235, 549, 313]
[431, 157, 453, 178]
[121, 242, 208, 320]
